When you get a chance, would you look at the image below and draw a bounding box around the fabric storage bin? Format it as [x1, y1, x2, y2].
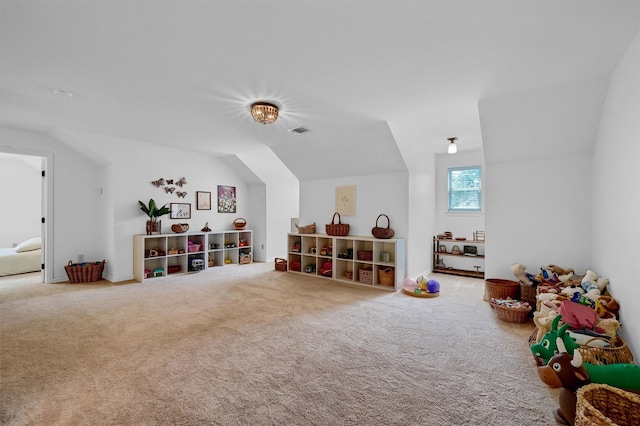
[359, 268, 373, 284]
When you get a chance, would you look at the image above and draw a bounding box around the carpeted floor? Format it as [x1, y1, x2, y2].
[0, 263, 559, 425]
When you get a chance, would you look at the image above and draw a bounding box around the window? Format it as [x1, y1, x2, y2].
[448, 166, 481, 212]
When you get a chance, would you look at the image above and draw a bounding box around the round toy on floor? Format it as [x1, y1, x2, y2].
[402, 277, 440, 298]
[427, 279, 440, 293]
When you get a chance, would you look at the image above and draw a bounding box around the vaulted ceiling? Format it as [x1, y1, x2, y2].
[1, 1, 638, 180]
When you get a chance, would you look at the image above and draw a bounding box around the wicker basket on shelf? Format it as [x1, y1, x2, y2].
[378, 266, 394, 286]
[325, 212, 350, 236]
[233, 218, 247, 230]
[295, 222, 316, 234]
[65, 260, 105, 283]
[575, 383, 640, 426]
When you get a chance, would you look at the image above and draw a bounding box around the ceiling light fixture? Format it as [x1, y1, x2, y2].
[53, 89, 73, 97]
[250, 102, 279, 125]
[447, 137, 458, 154]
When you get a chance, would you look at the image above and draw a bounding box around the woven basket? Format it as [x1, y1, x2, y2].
[371, 214, 394, 239]
[65, 260, 105, 283]
[359, 268, 373, 284]
[578, 337, 634, 366]
[520, 282, 537, 311]
[275, 258, 287, 271]
[233, 218, 247, 230]
[326, 212, 350, 236]
[575, 383, 640, 426]
[171, 223, 189, 233]
[295, 222, 316, 234]
[486, 278, 520, 300]
[490, 299, 532, 323]
[378, 266, 394, 286]
[357, 250, 373, 261]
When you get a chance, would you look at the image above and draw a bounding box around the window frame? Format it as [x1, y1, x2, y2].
[447, 165, 482, 213]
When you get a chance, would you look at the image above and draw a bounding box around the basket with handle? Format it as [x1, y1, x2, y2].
[378, 266, 394, 286]
[371, 214, 395, 239]
[326, 212, 350, 236]
[275, 258, 287, 271]
[65, 260, 106, 283]
[233, 218, 247, 230]
[295, 222, 316, 234]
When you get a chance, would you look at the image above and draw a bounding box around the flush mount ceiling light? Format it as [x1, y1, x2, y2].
[250, 102, 279, 125]
[447, 137, 458, 154]
[53, 89, 73, 97]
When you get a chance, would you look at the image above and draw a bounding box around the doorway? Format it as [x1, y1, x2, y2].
[0, 150, 51, 283]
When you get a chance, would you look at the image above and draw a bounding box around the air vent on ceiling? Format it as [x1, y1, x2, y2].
[287, 126, 309, 134]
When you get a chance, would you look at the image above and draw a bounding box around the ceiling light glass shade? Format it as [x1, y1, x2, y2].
[447, 137, 458, 154]
[250, 102, 279, 124]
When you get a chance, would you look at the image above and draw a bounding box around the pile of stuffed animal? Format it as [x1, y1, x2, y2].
[511, 263, 621, 347]
[511, 263, 639, 425]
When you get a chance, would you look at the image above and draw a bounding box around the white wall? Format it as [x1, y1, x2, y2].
[299, 171, 409, 274]
[592, 32, 640, 358]
[0, 154, 41, 247]
[1, 127, 104, 282]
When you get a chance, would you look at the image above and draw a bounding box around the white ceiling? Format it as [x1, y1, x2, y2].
[1, 1, 638, 179]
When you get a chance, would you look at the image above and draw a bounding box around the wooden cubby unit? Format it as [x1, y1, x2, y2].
[287, 233, 405, 291]
[133, 230, 252, 282]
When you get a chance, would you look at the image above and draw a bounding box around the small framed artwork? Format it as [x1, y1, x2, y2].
[218, 185, 236, 213]
[335, 185, 356, 216]
[196, 191, 211, 210]
[170, 203, 191, 219]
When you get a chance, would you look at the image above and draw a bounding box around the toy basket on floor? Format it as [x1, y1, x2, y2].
[275, 258, 287, 271]
[490, 298, 531, 323]
[486, 278, 520, 300]
[65, 260, 105, 283]
[378, 266, 394, 286]
[575, 383, 640, 426]
[578, 336, 634, 366]
[519, 282, 537, 308]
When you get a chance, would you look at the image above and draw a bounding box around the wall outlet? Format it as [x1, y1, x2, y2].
[78, 254, 84, 262]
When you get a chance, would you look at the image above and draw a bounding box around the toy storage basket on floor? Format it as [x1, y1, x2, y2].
[486, 278, 520, 300]
[575, 383, 640, 426]
[519, 282, 537, 308]
[65, 260, 105, 283]
[578, 337, 634, 366]
[275, 258, 287, 271]
[490, 299, 532, 323]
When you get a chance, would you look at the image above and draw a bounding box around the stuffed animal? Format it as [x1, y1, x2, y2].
[510, 263, 533, 285]
[580, 269, 609, 296]
[547, 264, 575, 276]
[538, 337, 640, 425]
[531, 316, 579, 367]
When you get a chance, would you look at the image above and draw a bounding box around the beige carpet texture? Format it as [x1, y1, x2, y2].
[0, 263, 559, 425]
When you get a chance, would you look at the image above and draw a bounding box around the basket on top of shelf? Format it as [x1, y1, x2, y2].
[65, 260, 105, 283]
[326, 212, 350, 236]
[371, 214, 395, 239]
[575, 383, 640, 426]
[233, 218, 247, 230]
[295, 222, 316, 234]
[485, 278, 520, 300]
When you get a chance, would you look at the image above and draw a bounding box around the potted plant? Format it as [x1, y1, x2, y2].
[138, 199, 170, 235]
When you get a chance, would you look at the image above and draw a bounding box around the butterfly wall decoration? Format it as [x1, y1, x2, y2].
[176, 191, 187, 198]
[151, 178, 165, 188]
[164, 187, 175, 194]
[175, 177, 187, 187]
[166, 179, 174, 185]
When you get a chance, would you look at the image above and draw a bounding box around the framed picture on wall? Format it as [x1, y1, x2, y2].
[335, 185, 356, 216]
[170, 203, 191, 219]
[196, 191, 211, 210]
[217, 185, 236, 213]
